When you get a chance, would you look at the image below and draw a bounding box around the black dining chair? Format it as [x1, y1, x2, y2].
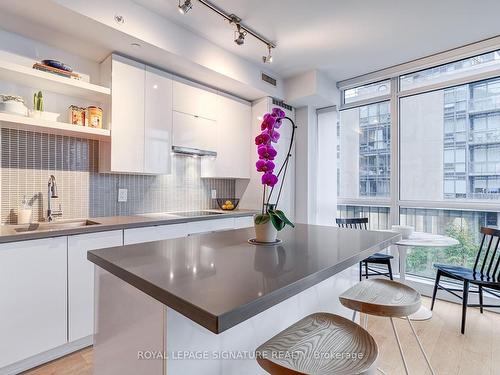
[336, 217, 394, 281]
[431, 226, 500, 334]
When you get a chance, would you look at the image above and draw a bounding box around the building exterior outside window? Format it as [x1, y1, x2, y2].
[444, 77, 500, 200]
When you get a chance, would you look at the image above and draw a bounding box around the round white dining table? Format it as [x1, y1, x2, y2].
[393, 231, 459, 321]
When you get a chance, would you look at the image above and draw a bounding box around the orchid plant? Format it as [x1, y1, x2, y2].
[254, 107, 296, 231]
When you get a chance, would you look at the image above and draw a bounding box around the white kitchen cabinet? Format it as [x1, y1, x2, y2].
[145, 66, 173, 174]
[100, 55, 172, 174]
[187, 218, 235, 235]
[0, 237, 67, 368]
[68, 230, 123, 342]
[108, 55, 146, 173]
[172, 79, 217, 120]
[172, 110, 217, 152]
[234, 216, 254, 229]
[201, 94, 251, 179]
[124, 223, 188, 245]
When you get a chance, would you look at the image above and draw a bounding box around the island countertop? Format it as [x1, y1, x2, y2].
[88, 224, 400, 334]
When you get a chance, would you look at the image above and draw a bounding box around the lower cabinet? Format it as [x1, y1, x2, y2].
[187, 218, 235, 235]
[124, 223, 188, 245]
[68, 230, 123, 342]
[0, 237, 67, 368]
[234, 216, 254, 229]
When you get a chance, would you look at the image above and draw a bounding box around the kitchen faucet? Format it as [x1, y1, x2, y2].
[47, 175, 62, 222]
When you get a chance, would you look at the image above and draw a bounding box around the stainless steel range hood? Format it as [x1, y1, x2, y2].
[171, 146, 217, 157]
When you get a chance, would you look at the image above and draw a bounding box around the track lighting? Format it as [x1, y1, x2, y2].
[234, 24, 246, 46]
[178, 0, 193, 14]
[262, 45, 273, 64]
[176, 0, 277, 60]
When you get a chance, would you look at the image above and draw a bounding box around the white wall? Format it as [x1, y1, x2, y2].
[316, 109, 337, 225]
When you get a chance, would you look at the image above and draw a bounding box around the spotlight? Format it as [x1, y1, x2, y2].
[262, 45, 273, 64]
[234, 24, 246, 46]
[178, 0, 192, 14]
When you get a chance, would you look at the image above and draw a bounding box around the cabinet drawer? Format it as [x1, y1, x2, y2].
[187, 218, 235, 235]
[172, 80, 217, 120]
[124, 223, 187, 245]
[234, 216, 254, 229]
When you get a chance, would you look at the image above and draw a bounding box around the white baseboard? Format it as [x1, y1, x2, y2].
[0, 336, 92, 375]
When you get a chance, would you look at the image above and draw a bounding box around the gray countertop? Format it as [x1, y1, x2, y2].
[0, 209, 256, 243]
[88, 224, 401, 334]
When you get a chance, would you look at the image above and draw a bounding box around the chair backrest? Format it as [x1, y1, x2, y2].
[336, 217, 368, 230]
[473, 227, 500, 280]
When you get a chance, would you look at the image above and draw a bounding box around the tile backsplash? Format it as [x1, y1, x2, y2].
[0, 128, 235, 224]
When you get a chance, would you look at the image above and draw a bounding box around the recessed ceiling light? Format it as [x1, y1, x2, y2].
[130, 42, 141, 48]
[178, 0, 193, 14]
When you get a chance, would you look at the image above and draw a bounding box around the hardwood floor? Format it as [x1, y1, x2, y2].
[22, 298, 500, 375]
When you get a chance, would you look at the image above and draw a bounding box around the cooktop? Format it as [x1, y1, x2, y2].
[173, 211, 224, 217]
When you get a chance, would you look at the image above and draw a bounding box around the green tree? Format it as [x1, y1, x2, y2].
[443, 224, 478, 268]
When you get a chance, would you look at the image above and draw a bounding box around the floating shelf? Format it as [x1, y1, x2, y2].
[0, 60, 111, 102]
[0, 112, 110, 140]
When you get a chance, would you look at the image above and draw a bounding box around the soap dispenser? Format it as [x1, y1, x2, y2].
[18, 195, 32, 224]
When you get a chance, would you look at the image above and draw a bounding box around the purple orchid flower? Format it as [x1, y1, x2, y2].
[261, 172, 278, 187]
[255, 132, 271, 145]
[256, 160, 275, 173]
[261, 113, 276, 130]
[272, 108, 286, 119]
[269, 130, 280, 143]
[258, 144, 277, 160]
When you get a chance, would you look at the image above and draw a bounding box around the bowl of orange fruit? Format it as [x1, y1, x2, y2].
[216, 198, 240, 211]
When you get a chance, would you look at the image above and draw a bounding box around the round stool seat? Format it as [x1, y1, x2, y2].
[256, 312, 378, 375]
[339, 279, 421, 318]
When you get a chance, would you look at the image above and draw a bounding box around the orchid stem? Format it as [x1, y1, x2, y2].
[262, 185, 266, 215]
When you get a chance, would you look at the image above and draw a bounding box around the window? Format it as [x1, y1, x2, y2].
[338, 46, 500, 284]
[339, 101, 391, 199]
[400, 76, 500, 201]
[343, 80, 391, 104]
[337, 205, 390, 230]
[400, 50, 500, 90]
[400, 208, 499, 278]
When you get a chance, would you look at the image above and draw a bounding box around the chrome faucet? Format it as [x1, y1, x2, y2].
[47, 175, 62, 222]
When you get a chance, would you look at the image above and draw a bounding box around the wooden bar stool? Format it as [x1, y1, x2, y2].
[256, 312, 378, 374]
[339, 279, 435, 375]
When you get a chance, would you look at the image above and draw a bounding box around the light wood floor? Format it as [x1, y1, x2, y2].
[23, 297, 500, 375]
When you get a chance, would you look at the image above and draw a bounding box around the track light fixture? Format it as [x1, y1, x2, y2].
[176, 0, 277, 61]
[234, 24, 246, 46]
[178, 0, 193, 14]
[262, 44, 273, 64]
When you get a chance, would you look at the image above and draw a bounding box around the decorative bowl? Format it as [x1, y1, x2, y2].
[216, 198, 240, 211]
[41, 59, 73, 72]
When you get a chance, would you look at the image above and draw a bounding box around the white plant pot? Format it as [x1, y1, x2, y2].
[254, 216, 278, 243]
[30, 110, 60, 122]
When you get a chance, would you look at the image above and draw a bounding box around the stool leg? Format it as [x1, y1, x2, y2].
[352, 310, 357, 322]
[387, 260, 394, 280]
[406, 317, 435, 375]
[389, 317, 409, 375]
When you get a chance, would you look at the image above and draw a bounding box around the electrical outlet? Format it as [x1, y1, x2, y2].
[211, 189, 217, 199]
[118, 188, 128, 202]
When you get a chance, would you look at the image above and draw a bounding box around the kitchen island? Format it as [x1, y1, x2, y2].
[88, 224, 400, 375]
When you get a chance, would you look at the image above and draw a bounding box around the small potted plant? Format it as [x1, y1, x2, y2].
[30, 91, 60, 122]
[253, 108, 296, 243]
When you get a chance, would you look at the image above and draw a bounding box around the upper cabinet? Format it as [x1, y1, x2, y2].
[99, 55, 172, 174]
[144, 66, 173, 175]
[201, 94, 251, 179]
[100, 55, 251, 177]
[172, 79, 217, 120]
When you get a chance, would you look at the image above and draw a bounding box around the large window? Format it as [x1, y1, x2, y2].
[338, 101, 391, 199]
[400, 208, 499, 278]
[400, 76, 500, 202]
[338, 46, 500, 283]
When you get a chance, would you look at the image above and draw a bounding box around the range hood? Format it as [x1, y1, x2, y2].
[171, 145, 217, 157]
[172, 111, 217, 157]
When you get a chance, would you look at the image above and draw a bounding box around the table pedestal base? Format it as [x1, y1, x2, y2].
[408, 306, 433, 321]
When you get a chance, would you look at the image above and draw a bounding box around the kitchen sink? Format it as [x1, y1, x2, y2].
[13, 219, 101, 233]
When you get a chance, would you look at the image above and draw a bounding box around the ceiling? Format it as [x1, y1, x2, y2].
[133, 0, 500, 81]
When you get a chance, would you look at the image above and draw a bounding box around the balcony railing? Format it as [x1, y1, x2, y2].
[469, 96, 500, 114]
[469, 130, 500, 145]
[468, 161, 500, 175]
